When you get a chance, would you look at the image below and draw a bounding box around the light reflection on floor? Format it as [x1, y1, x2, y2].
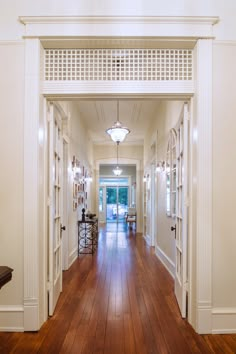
[104, 222, 129, 249]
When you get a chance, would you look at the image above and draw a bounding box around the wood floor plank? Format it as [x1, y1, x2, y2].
[1, 223, 236, 353]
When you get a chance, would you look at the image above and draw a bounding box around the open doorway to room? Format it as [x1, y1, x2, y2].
[99, 165, 136, 225]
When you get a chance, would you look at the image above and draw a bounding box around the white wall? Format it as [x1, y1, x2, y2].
[0, 42, 25, 330]
[212, 43, 236, 309]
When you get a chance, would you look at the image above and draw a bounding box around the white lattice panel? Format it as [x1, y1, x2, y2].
[44, 49, 193, 82]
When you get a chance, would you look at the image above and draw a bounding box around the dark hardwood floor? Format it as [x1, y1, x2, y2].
[1, 223, 236, 353]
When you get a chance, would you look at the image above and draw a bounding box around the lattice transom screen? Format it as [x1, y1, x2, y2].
[44, 49, 193, 81]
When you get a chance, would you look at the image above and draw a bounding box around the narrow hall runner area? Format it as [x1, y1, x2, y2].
[0, 224, 234, 353]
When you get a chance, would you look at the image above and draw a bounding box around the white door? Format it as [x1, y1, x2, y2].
[48, 102, 63, 316]
[62, 138, 69, 271]
[175, 102, 189, 318]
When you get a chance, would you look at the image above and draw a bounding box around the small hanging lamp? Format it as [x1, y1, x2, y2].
[113, 142, 122, 176]
[106, 101, 130, 143]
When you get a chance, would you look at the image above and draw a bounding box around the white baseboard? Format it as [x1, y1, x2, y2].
[155, 245, 175, 278]
[68, 246, 78, 267]
[212, 307, 236, 334]
[0, 305, 24, 332]
[143, 234, 151, 246]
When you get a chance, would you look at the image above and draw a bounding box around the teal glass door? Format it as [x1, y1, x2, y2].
[106, 186, 128, 222]
[106, 187, 118, 222]
[118, 187, 128, 221]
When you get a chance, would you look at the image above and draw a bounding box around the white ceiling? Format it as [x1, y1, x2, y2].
[76, 100, 160, 145]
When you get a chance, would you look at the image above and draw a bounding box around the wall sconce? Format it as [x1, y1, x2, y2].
[156, 161, 165, 173]
[143, 175, 147, 182]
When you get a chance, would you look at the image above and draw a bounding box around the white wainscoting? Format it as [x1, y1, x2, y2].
[212, 308, 236, 334]
[155, 245, 175, 278]
[0, 305, 24, 332]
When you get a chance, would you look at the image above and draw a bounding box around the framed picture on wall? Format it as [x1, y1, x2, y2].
[73, 200, 78, 211]
[73, 183, 78, 198]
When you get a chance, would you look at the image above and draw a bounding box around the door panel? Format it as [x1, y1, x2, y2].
[48, 102, 63, 316]
[106, 187, 118, 222]
[118, 187, 128, 221]
[175, 102, 189, 318]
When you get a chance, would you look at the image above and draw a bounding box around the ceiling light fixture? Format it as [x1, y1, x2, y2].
[113, 142, 122, 176]
[106, 101, 130, 143]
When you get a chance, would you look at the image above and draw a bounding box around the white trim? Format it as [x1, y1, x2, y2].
[19, 16, 219, 39]
[213, 40, 236, 47]
[95, 157, 141, 171]
[68, 247, 78, 268]
[0, 305, 24, 312]
[155, 245, 175, 278]
[19, 16, 219, 25]
[0, 40, 24, 46]
[0, 306, 24, 332]
[194, 39, 213, 334]
[197, 306, 212, 334]
[23, 38, 41, 331]
[42, 82, 194, 97]
[212, 308, 236, 334]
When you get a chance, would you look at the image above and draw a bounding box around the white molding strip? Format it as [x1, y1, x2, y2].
[42, 82, 194, 96]
[69, 247, 78, 268]
[19, 16, 219, 39]
[155, 245, 175, 278]
[0, 305, 24, 332]
[23, 38, 41, 331]
[213, 40, 236, 47]
[194, 39, 213, 334]
[0, 40, 24, 46]
[212, 308, 236, 334]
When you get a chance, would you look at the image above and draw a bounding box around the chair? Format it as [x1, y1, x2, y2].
[125, 207, 137, 230]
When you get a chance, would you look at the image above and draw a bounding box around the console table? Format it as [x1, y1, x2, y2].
[78, 218, 98, 254]
[0, 266, 13, 289]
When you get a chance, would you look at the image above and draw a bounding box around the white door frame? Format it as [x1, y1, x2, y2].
[22, 16, 217, 333]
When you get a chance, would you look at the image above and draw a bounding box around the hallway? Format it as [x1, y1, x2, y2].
[0, 225, 235, 353]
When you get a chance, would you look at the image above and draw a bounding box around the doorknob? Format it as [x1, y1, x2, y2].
[61, 225, 66, 231]
[171, 225, 176, 238]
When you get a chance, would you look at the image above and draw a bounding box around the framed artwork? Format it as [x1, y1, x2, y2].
[73, 182, 78, 198]
[73, 200, 78, 211]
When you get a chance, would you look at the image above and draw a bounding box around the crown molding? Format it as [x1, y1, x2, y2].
[18, 16, 219, 40]
[19, 16, 219, 26]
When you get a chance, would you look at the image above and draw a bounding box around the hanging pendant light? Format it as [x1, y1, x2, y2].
[106, 101, 130, 143]
[113, 142, 122, 176]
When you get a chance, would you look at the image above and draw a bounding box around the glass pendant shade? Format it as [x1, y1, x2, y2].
[113, 166, 122, 176]
[106, 101, 130, 143]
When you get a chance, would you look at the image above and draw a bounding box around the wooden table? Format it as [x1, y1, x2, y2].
[0, 266, 13, 289]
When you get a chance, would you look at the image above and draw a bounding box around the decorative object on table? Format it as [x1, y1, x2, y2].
[82, 208, 86, 222]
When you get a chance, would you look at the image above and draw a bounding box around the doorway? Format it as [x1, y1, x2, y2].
[22, 18, 215, 333]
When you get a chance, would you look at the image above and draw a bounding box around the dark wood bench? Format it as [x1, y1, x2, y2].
[0, 266, 13, 289]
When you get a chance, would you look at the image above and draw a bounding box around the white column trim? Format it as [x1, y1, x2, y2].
[23, 38, 41, 331]
[195, 39, 213, 334]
